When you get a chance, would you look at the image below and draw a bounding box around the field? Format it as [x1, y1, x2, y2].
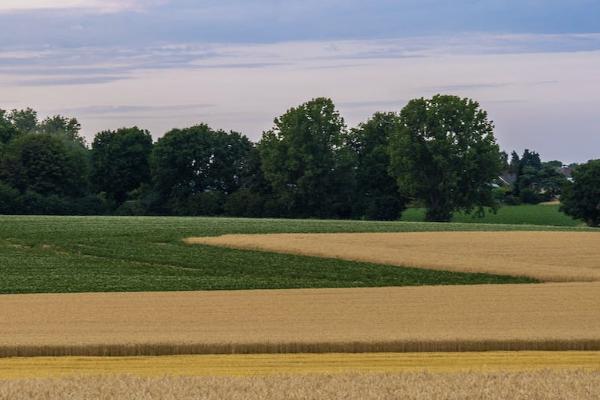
[1, 215, 570, 294]
[2, 371, 600, 400]
[189, 231, 600, 282]
[2, 352, 600, 379]
[2, 284, 599, 357]
[1, 210, 599, 397]
[401, 204, 582, 227]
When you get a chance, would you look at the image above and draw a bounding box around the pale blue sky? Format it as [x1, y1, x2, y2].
[1, 0, 599, 162]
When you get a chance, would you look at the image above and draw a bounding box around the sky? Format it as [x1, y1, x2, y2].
[1, 0, 599, 162]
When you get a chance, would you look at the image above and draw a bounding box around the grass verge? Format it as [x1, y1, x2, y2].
[401, 204, 582, 226]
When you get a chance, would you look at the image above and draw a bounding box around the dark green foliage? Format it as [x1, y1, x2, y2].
[151, 124, 252, 215]
[1, 191, 107, 216]
[514, 149, 541, 200]
[389, 95, 503, 222]
[37, 115, 86, 147]
[348, 112, 407, 220]
[91, 127, 153, 204]
[535, 163, 567, 199]
[184, 191, 226, 216]
[19, 191, 72, 215]
[518, 188, 542, 204]
[7, 108, 38, 135]
[0, 109, 94, 216]
[545, 160, 564, 169]
[224, 147, 275, 218]
[560, 160, 600, 227]
[0, 182, 21, 214]
[4, 108, 86, 146]
[224, 188, 267, 217]
[508, 151, 520, 174]
[499, 151, 509, 170]
[0, 216, 547, 294]
[0, 110, 19, 144]
[510, 149, 568, 204]
[0, 102, 589, 223]
[0, 134, 89, 197]
[259, 98, 356, 218]
[519, 149, 542, 170]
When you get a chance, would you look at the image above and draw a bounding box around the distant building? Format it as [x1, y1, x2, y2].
[559, 166, 574, 181]
[497, 172, 517, 187]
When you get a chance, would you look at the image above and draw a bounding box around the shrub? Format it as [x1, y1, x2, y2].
[71, 195, 109, 215]
[519, 188, 542, 204]
[20, 191, 71, 215]
[224, 189, 265, 218]
[363, 195, 404, 221]
[560, 160, 600, 227]
[0, 182, 21, 214]
[181, 192, 225, 216]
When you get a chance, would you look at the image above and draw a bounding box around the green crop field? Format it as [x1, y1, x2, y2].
[401, 204, 582, 227]
[1, 213, 593, 294]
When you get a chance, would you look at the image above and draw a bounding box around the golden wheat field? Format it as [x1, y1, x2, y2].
[2, 371, 600, 400]
[186, 231, 600, 282]
[2, 284, 600, 357]
[1, 352, 599, 380]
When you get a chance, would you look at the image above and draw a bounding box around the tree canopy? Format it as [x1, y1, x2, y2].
[0, 110, 19, 145]
[7, 108, 37, 135]
[258, 98, 356, 218]
[151, 124, 252, 215]
[0, 134, 88, 197]
[502, 149, 569, 204]
[91, 127, 153, 204]
[560, 160, 600, 227]
[348, 112, 406, 220]
[0, 100, 585, 222]
[389, 95, 503, 222]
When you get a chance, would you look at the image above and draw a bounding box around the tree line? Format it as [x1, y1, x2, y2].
[0, 96, 598, 226]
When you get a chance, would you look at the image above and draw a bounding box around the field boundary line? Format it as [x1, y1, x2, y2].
[4, 339, 600, 358]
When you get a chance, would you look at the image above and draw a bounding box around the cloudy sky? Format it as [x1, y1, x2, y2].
[1, 0, 599, 162]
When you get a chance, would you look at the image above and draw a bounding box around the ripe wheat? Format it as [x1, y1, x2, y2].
[2, 371, 600, 400]
[186, 231, 600, 282]
[1, 352, 599, 380]
[1, 284, 599, 357]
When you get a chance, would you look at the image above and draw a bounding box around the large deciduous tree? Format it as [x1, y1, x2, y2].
[389, 95, 503, 222]
[258, 98, 355, 218]
[0, 134, 88, 197]
[91, 127, 153, 204]
[348, 112, 407, 220]
[151, 124, 252, 215]
[560, 159, 600, 227]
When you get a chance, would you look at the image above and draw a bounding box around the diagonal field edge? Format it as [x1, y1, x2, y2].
[186, 231, 600, 282]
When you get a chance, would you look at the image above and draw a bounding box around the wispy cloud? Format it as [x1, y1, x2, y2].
[61, 104, 215, 115]
[18, 76, 129, 86]
[3, 33, 600, 88]
[2, 0, 599, 49]
[429, 80, 559, 93]
[0, 0, 165, 13]
[2, 31, 599, 162]
[338, 99, 409, 110]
